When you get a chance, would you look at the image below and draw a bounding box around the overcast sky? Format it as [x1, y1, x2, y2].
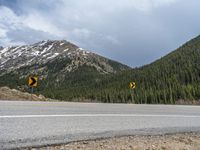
[0, 0, 200, 67]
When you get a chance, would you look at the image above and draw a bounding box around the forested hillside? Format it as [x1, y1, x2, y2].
[1, 36, 200, 104]
[108, 35, 200, 103]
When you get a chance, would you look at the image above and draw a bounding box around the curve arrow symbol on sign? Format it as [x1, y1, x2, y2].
[28, 76, 38, 87]
[30, 77, 36, 86]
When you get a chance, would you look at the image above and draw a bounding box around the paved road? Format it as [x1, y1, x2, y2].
[0, 101, 200, 149]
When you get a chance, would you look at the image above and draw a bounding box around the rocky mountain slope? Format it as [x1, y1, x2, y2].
[0, 40, 130, 101]
[0, 40, 130, 76]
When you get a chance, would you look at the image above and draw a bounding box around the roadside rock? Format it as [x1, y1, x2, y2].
[0, 86, 47, 101]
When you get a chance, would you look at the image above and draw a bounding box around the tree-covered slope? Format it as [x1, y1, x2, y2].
[91, 35, 200, 104]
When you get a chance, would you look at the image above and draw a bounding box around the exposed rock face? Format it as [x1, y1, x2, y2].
[0, 40, 130, 76]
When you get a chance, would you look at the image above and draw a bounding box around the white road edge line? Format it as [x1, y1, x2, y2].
[0, 114, 200, 118]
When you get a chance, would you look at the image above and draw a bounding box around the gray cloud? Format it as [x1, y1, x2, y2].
[0, 0, 200, 67]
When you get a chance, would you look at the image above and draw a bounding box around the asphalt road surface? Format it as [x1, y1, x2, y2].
[1, 101, 200, 149]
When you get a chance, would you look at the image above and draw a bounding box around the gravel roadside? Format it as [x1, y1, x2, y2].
[25, 132, 200, 150]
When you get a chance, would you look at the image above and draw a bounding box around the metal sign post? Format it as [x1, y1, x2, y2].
[129, 82, 136, 103]
[28, 76, 38, 100]
[28, 57, 39, 100]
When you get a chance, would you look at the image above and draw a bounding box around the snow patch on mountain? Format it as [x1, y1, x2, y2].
[0, 40, 129, 76]
[0, 40, 94, 74]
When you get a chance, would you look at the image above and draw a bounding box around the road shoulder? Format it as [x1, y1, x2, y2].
[24, 132, 200, 150]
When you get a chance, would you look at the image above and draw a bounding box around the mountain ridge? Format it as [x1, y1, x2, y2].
[0, 40, 130, 77]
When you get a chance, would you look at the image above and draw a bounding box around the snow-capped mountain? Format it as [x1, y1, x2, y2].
[0, 40, 130, 76]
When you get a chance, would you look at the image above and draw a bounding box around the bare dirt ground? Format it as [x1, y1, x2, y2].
[26, 132, 200, 150]
[0, 86, 47, 101]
